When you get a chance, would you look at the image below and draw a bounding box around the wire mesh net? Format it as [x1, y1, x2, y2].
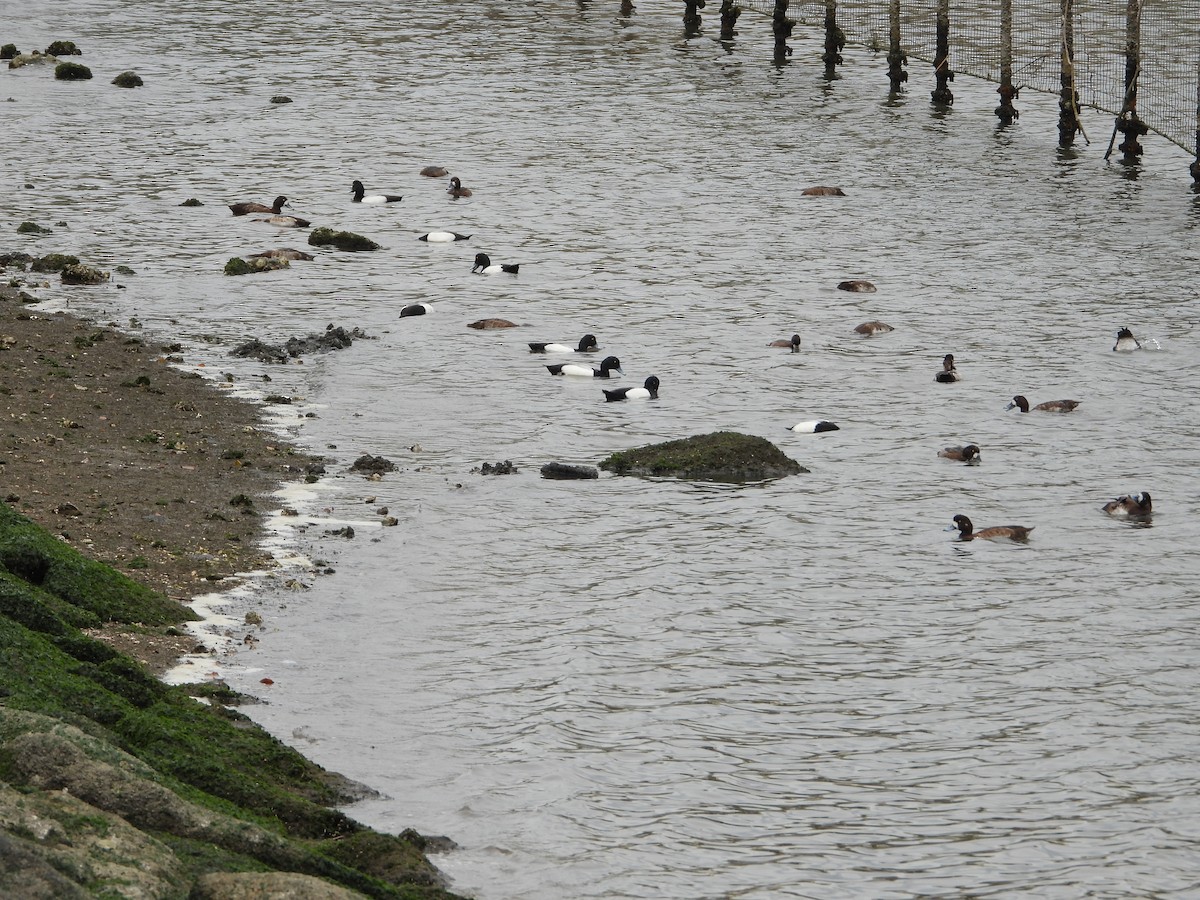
[733, 1, 1200, 155]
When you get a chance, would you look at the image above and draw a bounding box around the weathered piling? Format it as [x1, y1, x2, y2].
[1058, 0, 1084, 145]
[931, 0, 954, 105]
[683, 0, 705, 36]
[773, 0, 794, 60]
[823, 0, 844, 77]
[995, 0, 1019, 123]
[1111, 0, 1148, 160]
[886, 0, 907, 91]
[1194, 52, 1200, 181]
[719, 0, 740, 40]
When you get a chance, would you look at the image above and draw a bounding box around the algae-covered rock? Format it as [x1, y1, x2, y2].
[31, 253, 80, 273]
[61, 263, 109, 285]
[114, 265, 135, 275]
[541, 462, 598, 480]
[16, 221, 50, 234]
[54, 61, 92, 80]
[224, 256, 290, 276]
[179, 197, 203, 207]
[45, 40, 82, 56]
[308, 227, 381, 252]
[0, 44, 17, 60]
[599, 431, 807, 482]
[111, 70, 143, 88]
[270, 94, 293, 104]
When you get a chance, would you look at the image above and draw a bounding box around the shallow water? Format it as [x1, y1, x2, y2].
[4, 2, 1200, 898]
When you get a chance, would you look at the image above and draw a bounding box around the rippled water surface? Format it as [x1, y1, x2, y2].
[4, 2, 1200, 897]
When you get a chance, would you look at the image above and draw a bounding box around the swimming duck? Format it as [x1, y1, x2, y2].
[419, 231, 471, 242]
[1113, 327, 1142, 352]
[420, 165, 449, 177]
[467, 318, 518, 330]
[948, 514, 1034, 541]
[400, 303, 431, 317]
[935, 354, 960, 383]
[802, 186, 846, 196]
[788, 420, 840, 433]
[547, 355, 621, 378]
[1102, 491, 1152, 518]
[1007, 395, 1080, 413]
[229, 195, 289, 216]
[528, 335, 598, 354]
[447, 176, 472, 198]
[248, 248, 314, 261]
[837, 280, 876, 293]
[256, 214, 311, 228]
[938, 444, 981, 464]
[472, 253, 519, 274]
[604, 376, 659, 402]
[854, 321, 894, 335]
[768, 334, 802, 352]
[351, 180, 402, 204]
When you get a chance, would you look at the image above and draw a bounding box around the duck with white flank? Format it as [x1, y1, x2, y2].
[472, 253, 519, 274]
[1113, 327, 1142, 352]
[351, 180, 402, 204]
[256, 213, 311, 228]
[400, 303, 431, 317]
[419, 231, 471, 242]
[529, 335, 598, 354]
[546, 356, 621, 378]
[604, 376, 659, 401]
[788, 420, 840, 433]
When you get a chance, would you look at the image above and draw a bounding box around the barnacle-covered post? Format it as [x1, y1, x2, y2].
[931, 0, 954, 105]
[1058, 0, 1083, 145]
[1192, 44, 1200, 180]
[886, 0, 907, 91]
[995, 0, 1018, 123]
[719, 0, 740, 40]
[1112, 0, 1148, 160]
[823, 0, 844, 78]
[683, 0, 705, 36]
[772, 0, 794, 61]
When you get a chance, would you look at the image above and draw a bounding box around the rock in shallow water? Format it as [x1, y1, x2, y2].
[599, 431, 807, 482]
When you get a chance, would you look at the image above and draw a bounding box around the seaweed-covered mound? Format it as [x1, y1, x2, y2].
[599, 431, 807, 482]
[308, 227, 381, 252]
[54, 61, 92, 80]
[112, 70, 143, 88]
[0, 502, 463, 899]
[224, 255, 290, 276]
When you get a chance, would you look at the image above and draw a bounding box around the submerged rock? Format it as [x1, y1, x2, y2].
[31, 253, 79, 273]
[599, 431, 807, 482]
[61, 263, 109, 285]
[16, 221, 50, 234]
[0, 44, 16, 60]
[111, 70, 143, 88]
[269, 95, 293, 104]
[179, 198, 203, 207]
[307, 227, 381, 252]
[45, 40, 82, 56]
[349, 455, 396, 475]
[475, 461, 517, 475]
[223, 256, 290, 276]
[54, 61, 92, 80]
[541, 462, 599, 480]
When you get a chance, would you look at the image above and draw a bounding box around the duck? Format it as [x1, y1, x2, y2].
[1007, 395, 1080, 413]
[854, 321, 894, 335]
[938, 444, 981, 464]
[1102, 491, 1152, 518]
[400, 303, 431, 317]
[837, 280, 876, 293]
[229, 195, 289, 216]
[248, 248, 314, 261]
[935, 354, 960, 383]
[420, 165, 449, 177]
[788, 420, 840, 433]
[467, 318, 518, 330]
[447, 176, 472, 198]
[1113, 327, 1142, 352]
[948, 514, 1034, 541]
[472, 253, 519, 275]
[351, 180, 402, 204]
[802, 186, 846, 196]
[256, 214, 311, 228]
[604, 376, 659, 402]
[768, 334, 802, 352]
[547, 355, 621, 378]
[528, 335, 598, 354]
[419, 231, 471, 242]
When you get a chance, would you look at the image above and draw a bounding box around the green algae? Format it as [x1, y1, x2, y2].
[308, 227, 381, 252]
[599, 430, 808, 482]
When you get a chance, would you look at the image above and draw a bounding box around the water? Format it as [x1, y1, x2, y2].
[4, 3, 1200, 897]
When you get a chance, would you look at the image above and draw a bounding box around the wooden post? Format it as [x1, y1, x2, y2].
[1193, 51, 1200, 180]
[719, 0, 740, 40]
[1112, 0, 1149, 160]
[683, 0, 705, 36]
[995, 0, 1018, 123]
[772, 0, 794, 61]
[931, 0, 954, 105]
[823, 0, 844, 78]
[1058, 0, 1083, 145]
[886, 0, 906, 91]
